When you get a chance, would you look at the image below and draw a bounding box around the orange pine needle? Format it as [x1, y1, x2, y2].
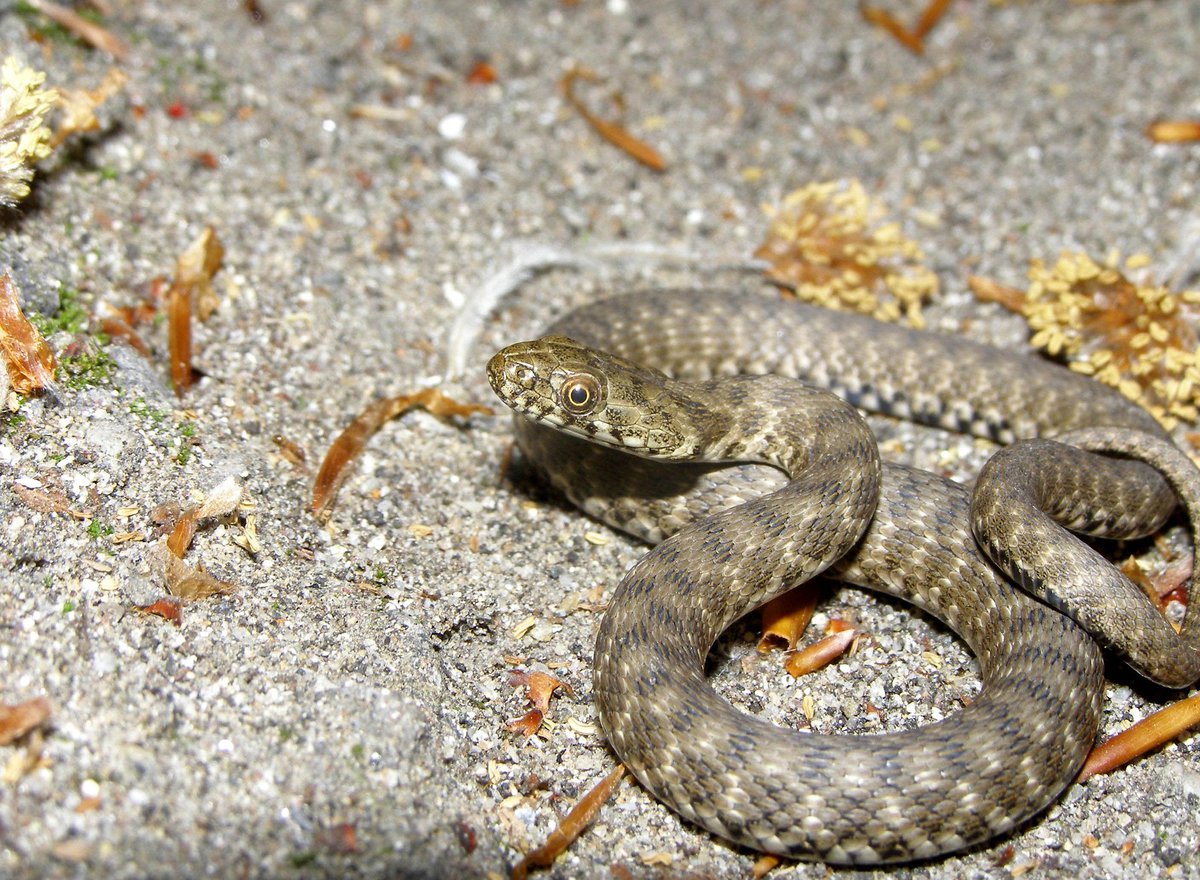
[561, 68, 666, 172]
[1077, 693, 1200, 782]
[1145, 120, 1200, 144]
[25, 0, 129, 60]
[311, 387, 491, 516]
[511, 764, 626, 880]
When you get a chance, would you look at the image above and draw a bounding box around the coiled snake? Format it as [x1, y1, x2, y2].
[486, 288, 1200, 864]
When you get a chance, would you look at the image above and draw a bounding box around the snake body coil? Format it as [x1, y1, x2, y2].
[487, 289, 1200, 864]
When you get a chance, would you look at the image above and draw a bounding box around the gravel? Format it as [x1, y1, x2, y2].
[1, 2, 1198, 878]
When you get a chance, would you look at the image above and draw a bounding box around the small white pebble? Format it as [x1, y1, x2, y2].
[437, 113, 466, 139]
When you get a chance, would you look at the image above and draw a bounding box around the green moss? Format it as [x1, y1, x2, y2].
[60, 346, 117, 390]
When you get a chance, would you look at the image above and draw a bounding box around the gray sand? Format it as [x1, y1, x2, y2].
[1, 2, 1198, 878]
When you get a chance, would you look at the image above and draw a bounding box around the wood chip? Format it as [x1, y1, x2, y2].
[311, 386, 490, 516]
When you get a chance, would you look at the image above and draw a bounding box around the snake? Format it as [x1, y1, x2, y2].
[485, 288, 1200, 864]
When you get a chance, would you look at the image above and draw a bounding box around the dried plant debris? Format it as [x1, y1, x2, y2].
[166, 227, 224, 397]
[0, 270, 58, 395]
[22, 0, 129, 61]
[49, 67, 128, 150]
[757, 584, 819, 653]
[784, 619, 861, 678]
[510, 764, 626, 880]
[0, 56, 57, 208]
[755, 180, 938, 327]
[860, 0, 952, 55]
[1078, 693, 1200, 782]
[976, 251, 1200, 429]
[1146, 119, 1200, 144]
[560, 67, 666, 172]
[504, 670, 573, 738]
[0, 696, 52, 746]
[311, 387, 491, 516]
[151, 477, 245, 610]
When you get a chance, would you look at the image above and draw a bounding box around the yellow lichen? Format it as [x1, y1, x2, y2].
[1022, 252, 1200, 429]
[0, 56, 58, 208]
[755, 180, 938, 328]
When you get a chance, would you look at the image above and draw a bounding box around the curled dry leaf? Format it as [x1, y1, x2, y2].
[1077, 693, 1200, 782]
[158, 477, 243, 602]
[505, 709, 545, 738]
[758, 584, 819, 653]
[506, 670, 573, 737]
[135, 596, 183, 626]
[561, 67, 666, 172]
[0, 696, 52, 746]
[967, 274, 1027, 313]
[510, 764, 626, 880]
[509, 670, 574, 715]
[0, 271, 57, 395]
[311, 387, 491, 516]
[167, 227, 224, 397]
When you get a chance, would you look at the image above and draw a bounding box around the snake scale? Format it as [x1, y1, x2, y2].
[486, 288, 1200, 864]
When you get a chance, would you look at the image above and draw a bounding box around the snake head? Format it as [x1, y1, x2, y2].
[487, 335, 707, 460]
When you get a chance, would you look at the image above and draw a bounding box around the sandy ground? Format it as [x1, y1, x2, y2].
[1, 1, 1199, 878]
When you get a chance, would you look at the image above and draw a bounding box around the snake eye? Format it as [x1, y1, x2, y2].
[561, 374, 601, 415]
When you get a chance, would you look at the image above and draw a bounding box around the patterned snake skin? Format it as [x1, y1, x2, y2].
[486, 289, 1200, 864]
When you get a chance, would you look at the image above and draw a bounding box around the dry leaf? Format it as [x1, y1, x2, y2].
[968, 274, 1027, 313]
[311, 387, 491, 516]
[509, 670, 574, 715]
[505, 709, 545, 738]
[561, 68, 666, 172]
[505, 670, 573, 737]
[0, 696, 52, 746]
[0, 271, 57, 395]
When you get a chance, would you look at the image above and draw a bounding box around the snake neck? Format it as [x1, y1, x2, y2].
[685, 374, 880, 481]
